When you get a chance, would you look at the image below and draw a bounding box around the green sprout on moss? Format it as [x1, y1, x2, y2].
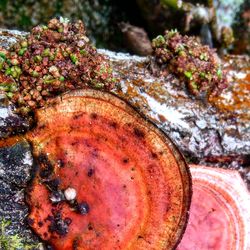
[18, 48, 27, 56]
[184, 71, 193, 79]
[217, 68, 222, 79]
[199, 53, 208, 61]
[0, 81, 18, 99]
[34, 55, 42, 63]
[70, 54, 78, 64]
[94, 82, 105, 89]
[98, 65, 112, 75]
[160, 0, 179, 9]
[152, 35, 166, 48]
[190, 81, 198, 90]
[0, 219, 42, 250]
[166, 29, 178, 39]
[175, 44, 185, 53]
[20, 41, 28, 48]
[59, 76, 65, 81]
[199, 72, 206, 78]
[80, 49, 87, 55]
[42, 48, 50, 57]
[0, 52, 6, 60]
[59, 17, 70, 24]
[0, 82, 18, 92]
[31, 70, 39, 77]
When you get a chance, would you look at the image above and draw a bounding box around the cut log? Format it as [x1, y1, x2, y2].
[25, 89, 191, 250]
[0, 29, 249, 164]
[177, 165, 250, 250]
[103, 49, 250, 163]
[0, 28, 249, 249]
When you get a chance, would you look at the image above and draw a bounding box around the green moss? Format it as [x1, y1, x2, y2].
[0, 219, 42, 250]
[184, 71, 193, 79]
[152, 35, 165, 48]
[18, 48, 27, 56]
[152, 30, 228, 98]
[190, 81, 198, 90]
[80, 49, 87, 55]
[0, 52, 6, 60]
[10, 66, 22, 79]
[59, 76, 65, 81]
[160, 0, 179, 9]
[0, 18, 115, 111]
[94, 82, 105, 89]
[31, 70, 39, 77]
[166, 29, 178, 39]
[42, 48, 50, 57]
[34, 55, 42, 63]
[217, 68, 222, 79]
[70, 54, 78, 64]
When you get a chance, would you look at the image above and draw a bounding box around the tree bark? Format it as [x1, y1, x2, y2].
[0, 28, 249, 247]
[0, 29, 249, 165]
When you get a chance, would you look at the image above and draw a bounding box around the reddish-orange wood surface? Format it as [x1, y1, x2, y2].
[177, 165, 250, 250]
[26, 89, 191, 250]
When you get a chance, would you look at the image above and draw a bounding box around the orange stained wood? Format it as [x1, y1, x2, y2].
[177, 165, 250, 250]
[26, 89, 191, 250]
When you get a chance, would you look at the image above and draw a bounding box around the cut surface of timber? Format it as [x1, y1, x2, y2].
[177, 165, 250, 250]
[26, 89, 191, 250]
[0, 29, 249, 164]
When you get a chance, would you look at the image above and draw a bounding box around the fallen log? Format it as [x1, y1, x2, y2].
[0, 29, 249, 165]
[105, 50, 250, 165]
[1, 140, 249, 249]
[26, 89, 191, 250]
[0, 26, 249, 249]
[0, 138, 40, 247]
[177, 165, 250, 250]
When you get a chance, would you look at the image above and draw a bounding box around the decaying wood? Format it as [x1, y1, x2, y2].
[0, 28, 249, 248]
[0, 29, 249, 166]
[0, 138, 40, 245]
[102, 50, 250, 166]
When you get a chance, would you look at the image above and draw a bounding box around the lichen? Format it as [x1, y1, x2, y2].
[152, 30, 228, 98]
[0, 17, 116, 113]
[0, 219, 42, 250]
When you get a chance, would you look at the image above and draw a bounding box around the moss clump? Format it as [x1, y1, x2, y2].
[152, 30, 228, 98]
[0, 17, 116, 113]
[0, 219, 41, 250]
